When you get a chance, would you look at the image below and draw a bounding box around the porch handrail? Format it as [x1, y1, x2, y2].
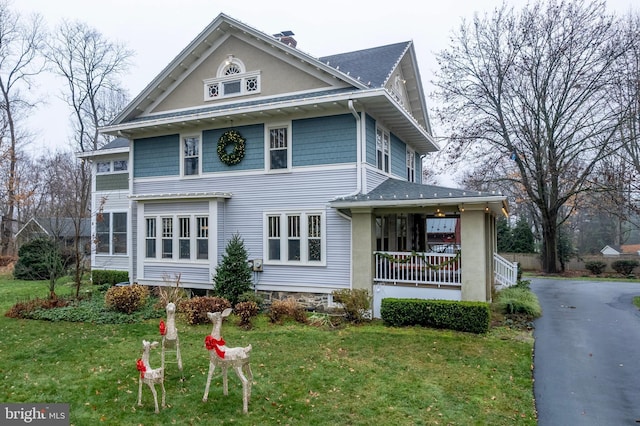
[374, 251, 462, 287]
[494, 253, 518, 287]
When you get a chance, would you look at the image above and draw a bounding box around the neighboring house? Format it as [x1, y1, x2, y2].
[16, 217, 91, 254]
[78, 14, 514, 316]
[621, 244, 640, 256]
[601, 245, 622, 257]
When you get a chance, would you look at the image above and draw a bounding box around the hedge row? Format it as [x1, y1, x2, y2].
[380, 298, 490, 334]
[92, 270, 129, 286]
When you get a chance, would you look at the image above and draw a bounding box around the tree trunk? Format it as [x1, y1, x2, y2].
[541, 219, 558, 274]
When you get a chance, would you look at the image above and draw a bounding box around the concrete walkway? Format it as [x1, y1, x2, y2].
[531, 278, 640, 425]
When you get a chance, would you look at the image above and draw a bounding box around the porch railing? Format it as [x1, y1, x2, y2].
[494, 253, 518, 287]
[374, 251, 462, 287]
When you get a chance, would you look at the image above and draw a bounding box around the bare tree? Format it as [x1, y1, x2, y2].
[46, 20, 132, 152]
[45, 20, 132, 288]
[432, 0, 627, 273]
[0, 2, 46, 256]
[37, 150, 91, 297]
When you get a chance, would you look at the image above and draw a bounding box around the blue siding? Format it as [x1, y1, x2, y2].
[365, 114, 377, 165]
[390, 132, 406, 178]
[292, 114, 357, 166]
[134, 134, 180, 178]
[203, 124, 264, 172]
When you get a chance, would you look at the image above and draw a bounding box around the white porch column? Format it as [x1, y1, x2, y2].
[351, 209, 375, 292]
[460, 209, 490, 302]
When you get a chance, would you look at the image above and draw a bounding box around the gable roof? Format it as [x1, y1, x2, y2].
[320, 42, 410, 89]
[100, 13, 437, 154]
[16, 218, 91, 239]
[330, 178, 508, 216]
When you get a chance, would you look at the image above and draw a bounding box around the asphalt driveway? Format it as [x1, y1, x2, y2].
[531, 278, 640, 425]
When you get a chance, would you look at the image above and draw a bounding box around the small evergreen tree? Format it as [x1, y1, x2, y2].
[212, 232, 253, 305]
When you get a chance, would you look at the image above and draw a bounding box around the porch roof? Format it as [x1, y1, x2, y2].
[330, 178, 508, 216]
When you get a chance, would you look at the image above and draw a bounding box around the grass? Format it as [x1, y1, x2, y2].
[0, 275, 536, 425]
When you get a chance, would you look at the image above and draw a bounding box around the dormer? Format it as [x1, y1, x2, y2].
[203, 55, 261, 101]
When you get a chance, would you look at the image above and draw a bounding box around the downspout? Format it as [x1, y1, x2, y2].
[347, 99, 362, 196]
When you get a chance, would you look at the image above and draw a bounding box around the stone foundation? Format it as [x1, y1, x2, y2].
[257, 290, 333, 312]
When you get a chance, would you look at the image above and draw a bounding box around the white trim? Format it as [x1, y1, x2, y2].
[180, 133, 202, 177]
[264, 122, 292, 173]
[263, 210, 326, 266]
[203, 70, 262, 101]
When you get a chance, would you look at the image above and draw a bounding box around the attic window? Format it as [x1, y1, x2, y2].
[390, 74, 408, 107]
[203, 55, 261, 101]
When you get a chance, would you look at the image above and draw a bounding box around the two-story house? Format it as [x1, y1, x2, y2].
[79, 13, 515, 317]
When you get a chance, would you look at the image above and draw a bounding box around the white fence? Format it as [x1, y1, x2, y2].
[374, 251, 462, 287]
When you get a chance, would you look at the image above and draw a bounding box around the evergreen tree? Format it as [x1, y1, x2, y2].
[497, 217, 513, 252]
[212, 232, 253, 305]
[511, 217, 535, 253]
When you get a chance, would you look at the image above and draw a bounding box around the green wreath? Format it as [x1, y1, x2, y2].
[217, 130, 246, 166]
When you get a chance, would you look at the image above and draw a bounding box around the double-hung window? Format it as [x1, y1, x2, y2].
[406, 149, 416, 182]
[183, 135, 200, 176]
[265, 211, 325, 265]
[96, 212, 127, 255]
[145, 214, 209, 261]
[376, 127, 390, 173]
[266, 124, 290, 171]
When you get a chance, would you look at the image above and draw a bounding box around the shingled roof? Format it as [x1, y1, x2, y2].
[319, 41, 411, 87]
[330, 178, 508, 215]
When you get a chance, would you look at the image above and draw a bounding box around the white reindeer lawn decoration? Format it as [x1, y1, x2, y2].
[202, 308, 253, 414]
[137, 340, 166, 413]
[160, 302, 183, 371]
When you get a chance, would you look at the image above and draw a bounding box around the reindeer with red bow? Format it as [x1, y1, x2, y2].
[136, 340, 166, 413]
[202, 308, 253, 414]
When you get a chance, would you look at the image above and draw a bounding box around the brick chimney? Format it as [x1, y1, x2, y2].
[273, 31, 297, 48]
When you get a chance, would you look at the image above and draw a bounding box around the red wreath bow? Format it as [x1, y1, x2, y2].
[136, 359, 146, 378]
[159, 320, 166, 336]
[205, 335, 226, 359]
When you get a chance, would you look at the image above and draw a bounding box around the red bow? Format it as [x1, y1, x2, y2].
[159, 320, 166, 336]
[205, 335, 226, 359]
[136, 359, 146, 378]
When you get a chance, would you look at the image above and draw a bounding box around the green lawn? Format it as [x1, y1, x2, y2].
[0, 276, 536, 425]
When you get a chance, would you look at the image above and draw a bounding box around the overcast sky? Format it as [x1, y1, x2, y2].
[12, 0, 639, 154]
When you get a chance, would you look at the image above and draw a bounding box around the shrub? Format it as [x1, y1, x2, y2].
[5, 297, 69, 319]
[212, 233, 253, 305]
[495, 287, 542, 317]
[92, 270, 129, 286]
[268, 298, 307, 324]
[332, 288, 371, 323]
[235, 301, 259, 328]
[237, 291, 264, 308]
[14, 238, 65, 280]
[380, 298, 491, 334]
[104, 284, 149, 314]
[178, 296, 231, 325]
[584, 261, 607, 275]
[611, 260, 639, 276]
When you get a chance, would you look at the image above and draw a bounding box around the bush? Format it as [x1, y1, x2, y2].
[268, 298, 307, 324]
[237, 291, 264, 308]
[584, 261, 607, 275]
[178, 296, 231, 325]
[104, 284, 149, 314]
[611, 260, 639, 276]
[235, 301, 259, 328]
[332, 288, 371, 323]
[380, 298, 491, 334]
[495, 287, 542, 317]
[5, 297, 69, 319]
[92, 270, 129, 286]
[14, 238, 64, 280]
